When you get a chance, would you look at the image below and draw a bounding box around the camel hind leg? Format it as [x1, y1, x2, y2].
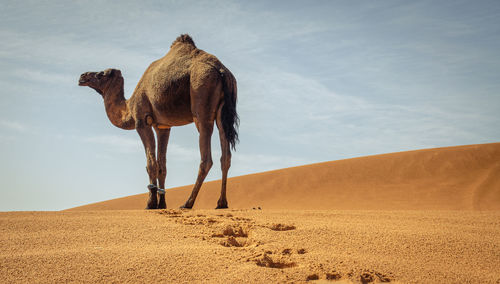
[216, 103, 231, 209]
[181, 120, 214, 209]
[181, 68, 219, 209]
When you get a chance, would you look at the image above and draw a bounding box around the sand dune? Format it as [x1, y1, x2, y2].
[3, 143, 500, 283]
[68, 142, 500, 211]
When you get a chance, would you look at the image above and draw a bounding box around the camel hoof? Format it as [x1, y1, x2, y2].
[216, 200, 228, 209]
[158, 194, 166, 209]
[180, 203, 193, 209]
[158, 201, 166, 209]
[145, 204, 158, 210]
[146, 199, 158, 210]
[146, 197, 158, 209]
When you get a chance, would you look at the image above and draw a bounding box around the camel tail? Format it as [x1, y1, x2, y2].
[220, 68, 239, 151]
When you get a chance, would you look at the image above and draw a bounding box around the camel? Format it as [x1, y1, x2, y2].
[78, 34, 238, 209]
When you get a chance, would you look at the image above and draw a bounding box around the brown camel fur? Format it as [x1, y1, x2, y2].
[78, 34, 239, 209]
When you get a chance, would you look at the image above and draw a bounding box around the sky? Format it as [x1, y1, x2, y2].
[1, 0, 499, 211]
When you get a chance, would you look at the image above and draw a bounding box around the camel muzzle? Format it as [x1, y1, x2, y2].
[78, 79, 87, 86]
[78, 72, 97, 86]
[78, 75, 89, 86]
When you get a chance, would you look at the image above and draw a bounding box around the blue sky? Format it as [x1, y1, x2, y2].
[1, 0, 499, 211]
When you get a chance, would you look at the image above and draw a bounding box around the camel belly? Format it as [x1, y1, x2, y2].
[155, 115, 194, 128]
[151, 103, 193, 127]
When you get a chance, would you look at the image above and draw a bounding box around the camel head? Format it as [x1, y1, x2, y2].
[78, 68, 123, 95]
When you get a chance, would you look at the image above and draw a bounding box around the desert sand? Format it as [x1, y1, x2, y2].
[2, 143, 500, 283]
[70, 142, 500, 211]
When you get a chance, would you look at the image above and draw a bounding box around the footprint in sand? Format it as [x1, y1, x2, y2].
[346, 269, 392, 283]
[221, 236, 246, 247]
[302, 268, 391, 282]
[268, 223, 296, 231]
[306, 274, 319, 281]
[360, 272, 374, 283]
[212, 224, 252, 247]
[212, 225, 249, 238]
[178, 216, 220, 226]
[255, 252, 296, 269]
[159, 211, 304, 270]
[157, 209, 183, 217]
[325, 271, 342, 280]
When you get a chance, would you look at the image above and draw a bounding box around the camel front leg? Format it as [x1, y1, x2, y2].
[181, 122, 214, 209]
[137, 125, 158, 209]
[155, 127, 171, 209]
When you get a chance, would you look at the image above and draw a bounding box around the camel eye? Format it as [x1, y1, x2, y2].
[96, 72, 104, 79]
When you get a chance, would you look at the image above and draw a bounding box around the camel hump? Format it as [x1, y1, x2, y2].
[171, 34, 196, 48]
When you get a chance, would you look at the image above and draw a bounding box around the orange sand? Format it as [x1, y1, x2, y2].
[1, 210, 499, 283]
[2, 143, 500, 283]
[69, 142, 500, 211]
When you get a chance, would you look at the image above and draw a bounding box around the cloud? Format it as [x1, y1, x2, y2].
[83, 134, 200, 160]
[0, 119, 28, 132]
[236, 61, 494, 162]
[83, 135, 141, 153]
[82, 132, 308, 177]
[12, 68, 75, 85]
[0, 134, 16, 144]
[168, 143, 199, 160]
[0, 30, 152, 67]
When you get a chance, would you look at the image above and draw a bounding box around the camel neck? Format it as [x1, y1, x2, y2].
[102, 81, 135, 130]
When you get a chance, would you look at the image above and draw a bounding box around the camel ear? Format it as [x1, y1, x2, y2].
[105, 69, 122, 77]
